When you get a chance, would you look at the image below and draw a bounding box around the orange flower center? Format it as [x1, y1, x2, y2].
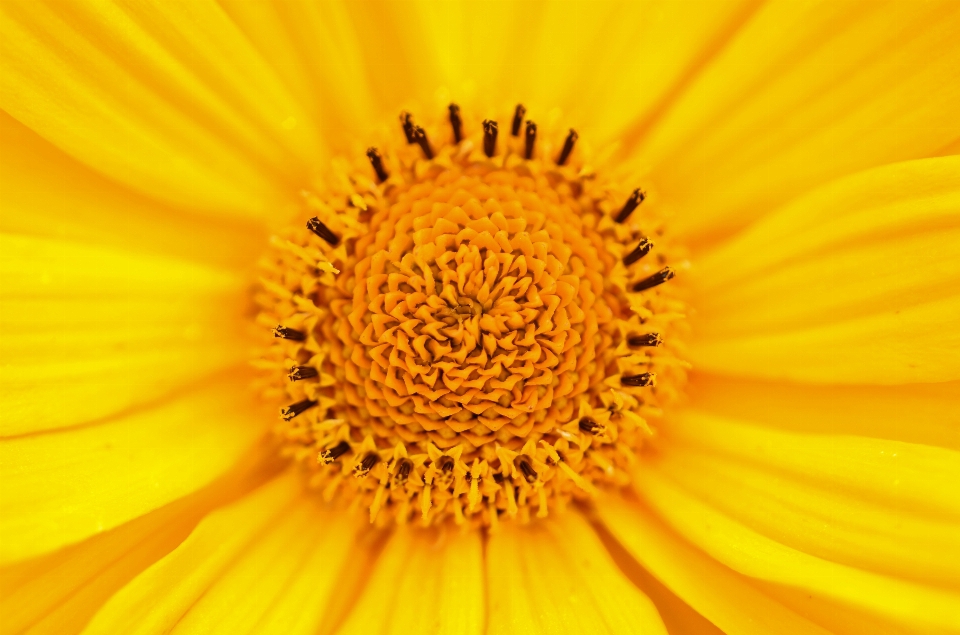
[255, 103, 687, 528]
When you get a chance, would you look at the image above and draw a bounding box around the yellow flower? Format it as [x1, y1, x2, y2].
[1, 1, 959, 634]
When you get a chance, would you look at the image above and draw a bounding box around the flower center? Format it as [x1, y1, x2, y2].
[255, 103, 686, 528]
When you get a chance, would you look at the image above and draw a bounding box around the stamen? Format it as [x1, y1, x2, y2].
[515, 456, 538, 483]
[366, 147, 389, 182]
[621, 373, 655, 387]
[288, 366, 319, 381]
[632, 267, 675, 292]
[400, 111, 416, 144]
[615, 189, 646, 224]
[524, 121, 537, 159]
[306, 217, 339, 246]
[483, 120, 498, 158]
[394, 458, 413, 484]
[412, 126, 433, 159]
[579, 417, 604, 435]
[623, 238, 654, 266]
[448, 103, 463, 143]
[319, 440, 352, 465]
[556, 128, 578, 166]
[280, 398, 318, 421]
[273, 325, 306, 341]
[354, 453, 380, 477]
[627, 333, 662, 348]
[438, 456, 455, 473]
[511, 104, 526, 136]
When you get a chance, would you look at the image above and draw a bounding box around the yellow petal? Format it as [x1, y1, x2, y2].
[636, 1, 960, 241]
[0, 232, 249, 436]
[597, 494, 834, 635]
[0, 451, 275, 634]
[665, 408, 960, 519]
[689, 156, 960, 384]
[633, 466, 960, 631]
[486, 511, 667, 635]
[0, 373, 267, 564]
[219, 0, 377, 151]
[83, 473, 308, 634]
[0, 108, 266, 270]
[687, 373, 960, 452]
[0, 0, 311, 218]
[336, 528, 484, 635]
[649, 444, 960, 588]
[168, 501, 355, 635]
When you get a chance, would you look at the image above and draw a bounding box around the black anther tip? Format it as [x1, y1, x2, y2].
[288, 366, 319, 381]
[524, 121, 537, 159]
[632, 267, 675, 293]
[366, 147, 389, 182]
[280, 398, 318, 421]
[411, 126, 434, 159]
[448, 103, 463, 143]
[273, 325, 306, 341]
[556, 128, 578, 166]
[615, 189, 646, 224]
[627, 333, 662, 348]
[306, 217, 339, 246]
[400, 112, 416, 144]
[623, 238, 654, 266]
[511, 104, 526, 136]
[483, 120, 498, 158]
[621, 373, 655, 387]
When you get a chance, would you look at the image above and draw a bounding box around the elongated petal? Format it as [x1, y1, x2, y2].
[597, 495, 832, 635]
[0, 0, 312, 218]
[634, 466, 960, 631]
[665, 408, 960, 519]
[336, 528, 484, 635]
[0, 232, 249, 436]
[0, 373, 268, 564]
[0, 109, 265, 269]
[686, 373, 960, 451]
[649, 444, 960, 587]
[82, 473, 327, 634]
[0, 451, 276, 634]
[487, 511, 667, 635]
[636, 1, 960, 241]
[689, 156, 960, 384]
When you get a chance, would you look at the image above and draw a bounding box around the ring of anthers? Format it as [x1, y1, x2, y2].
[255, 103, 687, 528]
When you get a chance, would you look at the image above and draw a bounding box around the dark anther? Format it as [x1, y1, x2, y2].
[394, 458, 413, 484]
[306, 217, 339, 246]
[355, 452, 380, 477]
[483, 119, 498, 158]
[493, 472, 505, 484]
[632, 267, 675, 292]
[273, 325, 306, 341]
[627, 333, 662, 348]
[524, 121, 537, 160]
[621, 373, 655, 387]
[400, 111, 416, 144]
[615, 189, 646, 224]
[280, 398, 318, 421]
[412, 126, 434, 159]
[448, 103, 463, 143]
[437, 455, 455, 473]
[319, 440, 351, 464]
[623, 238, 654, 266]
[579, 417, 603, 434]
[366, 147, 389, 182]
[288, 366, 319, 381]
[515, 456, 538, 483]
[511, 104, 526, 136]
[556, 128, 578, 166]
